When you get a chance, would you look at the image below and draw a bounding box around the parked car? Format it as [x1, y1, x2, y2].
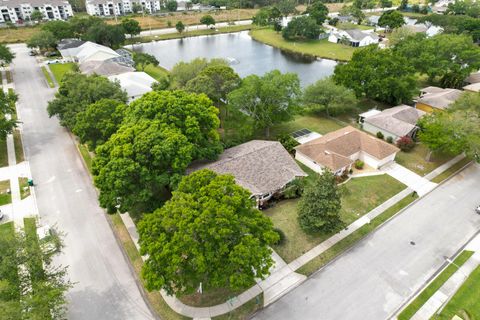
[28, 50, 38, 56]
[476, 205, 480, 214]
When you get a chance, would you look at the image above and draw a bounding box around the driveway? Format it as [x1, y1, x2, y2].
[10, 44, 155, 319]
[254, 163, 480, 320]
[382, 162, 437, 196]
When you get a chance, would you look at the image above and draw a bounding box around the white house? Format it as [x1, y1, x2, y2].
[74, 42, 120, 63]
[108, 71, 157, 101]
[295, 126, 399, 175]
[328, 29, 379, 47]
[0, 0, 73, 23]
[85, 0, 160, 16]
[359, 105, 426, 141]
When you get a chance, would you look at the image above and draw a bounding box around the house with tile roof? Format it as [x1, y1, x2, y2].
[359, 105, 426, 141]
[189, 140, 307, 202]
[414, 86, 463, 113]
[295, 126, 399, 176]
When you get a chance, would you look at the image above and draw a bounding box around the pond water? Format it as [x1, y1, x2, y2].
[133, 31, 338, 86]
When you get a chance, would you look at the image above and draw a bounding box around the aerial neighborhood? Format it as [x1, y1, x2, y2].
[0, 0, 479, 319]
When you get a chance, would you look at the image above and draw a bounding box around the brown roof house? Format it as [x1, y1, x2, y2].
[295, 126, 399, 175]
[359, 105, 426, 141]
[414, 86, 462, 113]
[190, 140, 307, 202]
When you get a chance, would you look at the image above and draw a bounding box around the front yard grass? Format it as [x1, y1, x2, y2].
[395, 144, 454, 177]
[0, 221, 14, 237]
[431, 157, 472, 184]
[213, 294, 263, 320]
[431, 264, 480, 320]
[78, 144, 93, 173]
[266, 174, 406, 263]
[48, 63, 75, 84]
[0, 180, 12, 206]
[142, 64, 169, 81]
[19, 177, 30, 200]
[41, 66, 55, 88]
[398, 250, 474, 320]
[249, 28, 357, 61]
[267, 114, 346, 139]
[0, 138, 8, 167]
[13, 130, 24, 163]
[297, 191, 418, 276]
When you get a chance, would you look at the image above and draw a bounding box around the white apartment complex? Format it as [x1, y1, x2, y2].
[85, 0, 160, 16]
[0, 0, 73, 23]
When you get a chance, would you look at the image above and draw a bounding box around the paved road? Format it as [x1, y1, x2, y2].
[10, 44, 155, 319]
[138, 19, 252, 37]
[255, 163, 480, 320]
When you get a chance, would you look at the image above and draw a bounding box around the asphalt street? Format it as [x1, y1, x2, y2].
[254, 163, 480, 320]
[10, 44, 155, 319]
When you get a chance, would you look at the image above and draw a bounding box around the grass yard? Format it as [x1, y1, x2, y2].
[213, 294, 263, 320]
[337, 22, 374, 31]
[431, 157, 472, 184]
[266, 174, 406, 262]
[297, 192, 418, 276]
[398, 250, 474, 320]
[395, 144, 454, 177]
[13, 130, 24, 163]
[0, 138, 8, 167]
[41, 66, 55, 88]
[142, 64, 169, 81]
[267, 114, 346, 139]
[19, 177, 30, 200]
[0, 221, 14, 237]
[78, 144, 93, 173]
[249, 28, 357, 61]
[0, 26, 39, 44]
[0, 180, 11, 206]
[179, 286, 249, 307]
[5, 70, 13, 83]
[48, 63, 75, 84]
[432, 265, 480, 320]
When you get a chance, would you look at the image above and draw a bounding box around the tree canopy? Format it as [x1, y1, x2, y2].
[138, 169, 279, 295]
[170, 58, 228, 88]
[0, 90, 18, 140]
[84, 23, 126, 48]
[30, 10, 44, 21]
[0, 44, 14, 66]
[41, 20, 74, 41]
[73, 99, 127, 150]
[228, 70, 300, 138]
[418, 14, 480, 42]
[252, 6, 281, 26]
[298, 170, 343, 233]
[175, 21, 185, 33]
[333, 45, 417, 105]
[166, 0, 178, 11]
[26, 30, 57, 51]
[282, 16, 322, 40]
[378, 10, 405, 30]
[200, 15, 216, 27]
[305, 2, 329, 25]
[303, 78, 357, 116]
[133, 52, 159, 71]
[121, 18, 141, 38]
[47, 73, 127, 130]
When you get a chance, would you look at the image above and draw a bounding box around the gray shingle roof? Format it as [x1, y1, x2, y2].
[57, 39, 85, 50]
[344, 29, 378, 41]
[416, 87, 462, 110]
[364, 105, 425, 137]
[190, 140, 307, 196]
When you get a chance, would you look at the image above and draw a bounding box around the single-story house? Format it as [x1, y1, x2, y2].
[465, 71, 480, 85]
[404, 23, 443, 37]
[75, 41, 120, 64]
[108, 71, 157, 101]
[79, 60, 135, 76]
[359, 105, 426, 141]
[367, 15, 380, 26]
[414, 86, 462, 113]
[328, 29, 379, 47]
[189, 140, 307, 202]
[463, 83, 480, 93]
[58, 39, 86, 59]
[295, 126, 399, 175]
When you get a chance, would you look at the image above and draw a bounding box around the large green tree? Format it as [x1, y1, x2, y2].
[41, 20, 74, 41]
[378, 10, 405, 30]
[252, 6, 281, 26]
[26, 30, 57, 51]
[282, 16, 322, 40]
[69, 15, 103, 38]
[200, 15, 216, 27]
[0, 44, 14, 66]
[417, 14, 480, 42]
[394, 33, 480, 88]
[298, 170, 343, 233]
[30, 10, 44, 22]
[333, 46, 417, 105]
[0, 90, 18, 139]
[303, 78, 357, 116]
[305, 2, 329, 25]
[73, 99, 127, 150]
[170, 58, 227, 88]
[121, 18, 141, 39]
[133, 52, 159, 71]
[228, 70, 300, 138]
[84, 23, 125, 48]
[138, 169, 279, 295]
[124, 90, 222, 160]
[277, 0, 296, 17]
[47, 73, 127, 130]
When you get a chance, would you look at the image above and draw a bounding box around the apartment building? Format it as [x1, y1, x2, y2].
[85, 0, 160, 16]
[0, 0, 73, 23]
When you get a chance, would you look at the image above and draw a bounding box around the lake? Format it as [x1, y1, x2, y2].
[133, 31, 338, 86]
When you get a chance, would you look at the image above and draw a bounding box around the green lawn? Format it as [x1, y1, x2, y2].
[19, 177, 30, 200]
[266, 174, 406, 262]
[267, 114, 347, 139]
[78, 144, 93, 173]
[0, 138, 8, 167]
[48, 63, 75, 84]
[213, 294, 263, 320]
[297, 192, 418, 276]
[395, 144, 454, 177]
[398, 250, 474, 320]
[0, 180, 11, 206]
[431, 158, 472, 184]
[249, 28, 357, 61]
[0, 221, 14, 237]
[432, 265, 480, 320]
[13, 130, 24, 163]
[41, 66, 55, 88]
[337, 22, 374, 31]
[142, 64, 169, 82]
[5, 70, 13, 83]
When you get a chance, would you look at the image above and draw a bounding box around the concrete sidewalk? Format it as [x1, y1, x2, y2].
[382, 162, 437, 196]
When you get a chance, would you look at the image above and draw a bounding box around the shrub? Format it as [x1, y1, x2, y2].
[376, 131, 384, 139]
[273, 227, 286, 246]
[386, 136, 393, 143]
[354, 159, 364, 169]
[283, 178, 305, 199]
[278, 133, 299, 153]
[328, 17, 339, 26]
[397, 135, 415, 151]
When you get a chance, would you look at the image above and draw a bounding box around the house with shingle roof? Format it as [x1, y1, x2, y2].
[414, 86, 462, 113]
[328, 29, 379, 47]
[295, 126, 399, 175]
[359, 105, 426, 141]
[189, 140, 307, 202]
